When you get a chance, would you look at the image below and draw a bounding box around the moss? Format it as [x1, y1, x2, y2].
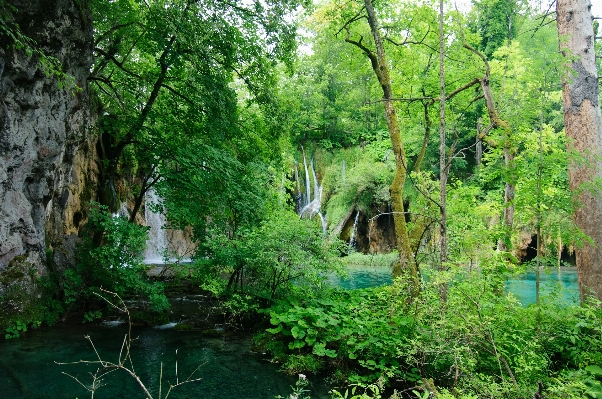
[0, 284, 51, 337]
[173, 323, 195, 331]
[130, 309, 169, 326]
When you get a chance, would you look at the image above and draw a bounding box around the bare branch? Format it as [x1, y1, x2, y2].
[93, 47, 143, 79]
[383, 25, 431, 47]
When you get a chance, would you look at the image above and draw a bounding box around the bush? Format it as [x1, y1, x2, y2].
[62, 204, 168, 316]
[261, 267, 602, 396]
[198, 211, 343, 301]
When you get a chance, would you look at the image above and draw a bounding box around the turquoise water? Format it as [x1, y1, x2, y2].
[0, 323, 330, 399]
[326, 264, 392, 289]
[328, 265, 580, 306]
[0, 267, 579, 398]
[506, 269, 579, 305]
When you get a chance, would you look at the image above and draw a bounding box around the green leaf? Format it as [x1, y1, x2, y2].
[586, 365, 602, 376]
[291, 325, 306, 339]
[289, 339, 306, 350]
[266, 325, 282, 334]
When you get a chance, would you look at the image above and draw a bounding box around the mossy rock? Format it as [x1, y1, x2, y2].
[173, 323, 195, 331]
[130, 310, 170, 326]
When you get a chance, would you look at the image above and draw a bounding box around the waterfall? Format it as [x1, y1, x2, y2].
[298, 147, 327, 235]
[143, 188, 168, 264]
[310, 157, 320, 203]
[348, 211, 360, 253]
[318, 212, 327, 236]
[302, 146, 311, 207]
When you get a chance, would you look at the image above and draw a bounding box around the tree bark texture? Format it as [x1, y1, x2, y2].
[557, 0, 602, 301]
[359, 0, 418, 286]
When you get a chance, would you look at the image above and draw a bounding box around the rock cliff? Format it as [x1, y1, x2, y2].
[0, 0, 95, 286]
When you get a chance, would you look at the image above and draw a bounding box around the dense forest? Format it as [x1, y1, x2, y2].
[1, 0, 602, 397]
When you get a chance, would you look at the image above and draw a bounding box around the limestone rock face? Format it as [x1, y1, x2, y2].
[0, 0, 95, 275]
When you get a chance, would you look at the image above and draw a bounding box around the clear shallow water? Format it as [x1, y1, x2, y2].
[506, 268, 579, 305]
[0, 323, 330, 399]
[326, 264, 392, 289]
[328, 265, 580, 306]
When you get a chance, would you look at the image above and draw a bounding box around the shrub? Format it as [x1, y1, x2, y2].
[62, 204, 168, 316]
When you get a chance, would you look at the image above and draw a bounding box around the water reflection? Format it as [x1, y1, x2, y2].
[0, 324, 330, 399]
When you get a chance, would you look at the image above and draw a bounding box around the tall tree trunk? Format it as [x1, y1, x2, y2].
[557, 0, 602, 301]
[438, 0, 448, 301]
[345, 0, 418, 290]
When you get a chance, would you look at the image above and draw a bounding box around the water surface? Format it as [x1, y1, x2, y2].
[0, 323, 329, 398]
[328, 265, 579, 306]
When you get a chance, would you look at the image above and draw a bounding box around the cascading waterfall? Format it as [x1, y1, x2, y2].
[348, 210, 360, 253]
[298, 148, 327, 235]
[310, 157, 320, 203]
[143, 188, 168, 264]
[302, 146, 311, 206]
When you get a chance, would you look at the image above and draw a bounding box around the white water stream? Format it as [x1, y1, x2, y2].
[298, 147, 327, 235]
[143, 188, 168, 264]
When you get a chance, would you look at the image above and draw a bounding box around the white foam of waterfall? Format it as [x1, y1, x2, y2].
[143, 188, 168, 264]
[302, 146, 311, 206]
[298, 150, 327, 235]
[318, 212, 327, 236]
[310, 157, 321, 203]
[348, 210, 360, 253]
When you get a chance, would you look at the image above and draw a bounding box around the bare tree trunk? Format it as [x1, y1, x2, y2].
[557, 0, 602, 301]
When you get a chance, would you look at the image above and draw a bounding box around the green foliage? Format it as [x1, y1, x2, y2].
[264, 285, 416, 382]
[5, 320, 29, 339]
[63, 204, 168, 316]
[343, 253, 398, 268]
[330, 378, 388, 399]
[0, 262, 62, 338]
[277, 374, 312, 399]
[90, 0, 306, 214]
[196, 211, 342, 302]
[262, 267, 602, 396]
[324, 153, 395, 229]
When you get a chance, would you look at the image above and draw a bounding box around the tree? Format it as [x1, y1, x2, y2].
[557, 0, 602, 301]
[340, 0, 419, 288]
[90, 0, 303, 217]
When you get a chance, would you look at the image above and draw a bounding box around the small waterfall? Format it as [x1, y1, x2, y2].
[310, 157, 320, 203]
[348, 211, 360, 253]
[111, 202, 129, 219]
[143, 188, 168, 264]
[298, 148, 327, 235]
[318, 212, 327, 236]
[302, 146, 311, 207]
